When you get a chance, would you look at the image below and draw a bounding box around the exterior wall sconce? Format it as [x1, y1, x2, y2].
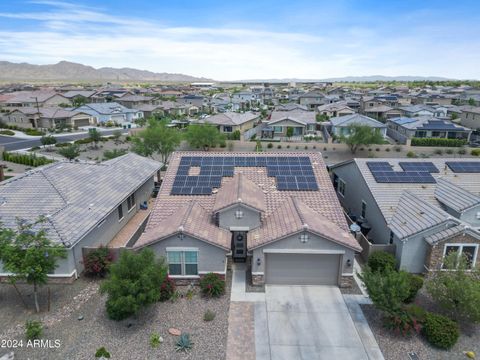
[346, 259, 352, 267]
[256, 258, 261, 266]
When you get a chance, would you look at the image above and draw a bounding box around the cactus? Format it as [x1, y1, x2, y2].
[175, 333, 193, 352]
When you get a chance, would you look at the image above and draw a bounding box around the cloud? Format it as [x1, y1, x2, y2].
[0, 1, 478, 80]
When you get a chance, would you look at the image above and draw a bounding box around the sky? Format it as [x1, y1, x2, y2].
[0, 0, 479, 80]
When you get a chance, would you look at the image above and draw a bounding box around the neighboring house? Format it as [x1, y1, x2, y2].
[363, 105, 402, 120]
[231, 91, 259, 110]
[157, 101, 187, 116]
[328, 114, 387, 138]
[61, 90, 96, 102]
[0, 91, 70, 108]
[398, 105, 436, 117]
[75, 102, 143, 125]
[386, 117, 471, 144]
[117, 94, 153, 109]
[134, 104, 165, 119]
[317, 102, 356, 118]
[2, 107, 95, 129]
[459, 106, 480, 130]
[330, 158, 480, 273]
[198, 112, 259, 134]
[275, 103, 309, 112]
[0, 154, 162, 279]
[134, 152, 361, 287]
[262, 110, 316, 138]
[298, 92, 325, 110]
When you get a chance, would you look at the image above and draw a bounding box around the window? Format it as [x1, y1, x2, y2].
[476, 212, 480, 220]
[443, 244, 479, 269]
[338, 179, 346, 197]
[117, 204, 123, 220]
[300, 233, 309, 243]
[273, 126, 282, 133]
[167, 250, 198, 276]
[389, 231, 394, 244]
[235, 210, 244, 219]
[223, 126, 233, 133]
[127, 193, 135, 211]
[361, 201, 367, 219]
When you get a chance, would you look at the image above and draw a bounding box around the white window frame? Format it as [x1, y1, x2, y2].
[338, 179, 346, 197]
[235, 209, 244, 219]
[442, 243, 479, 270]
[361, 200, 367, 219]
[117, 204, 124, 221]
[166, 248, 199, 277]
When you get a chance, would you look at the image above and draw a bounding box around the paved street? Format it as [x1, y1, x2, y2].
[0, 129, 128, 151]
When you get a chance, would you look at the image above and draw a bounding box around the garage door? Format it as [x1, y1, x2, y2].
[74, 118, 91, 127]
[265, 253, 340, 285]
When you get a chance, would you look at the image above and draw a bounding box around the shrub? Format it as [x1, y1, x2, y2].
[375, 148, 380, 152]
[277, 144, 282, 149]
[457, 148, 466, 155]
[55, 142, 70, 148]
[406, 151, 417, 158]
[2, 151, 54, 167]
[385, 147, 391, 152]
[0, 129, 15, 136]
[405, 304, 427, 325]
[25, 320, 43, 340]
[445, 149, 454, 155]
[203, 309, 216, 322]
[411, 137, 467, 147]
[267, 142, 273, 149]
[199, 273, 225, 298]
[175, 333, 193, 352]
[103, 148, 128, 160]
[393, 145, 402, 152]
[82, 246, 113, 277]
[383, 312, 421, 336]
[472, 149, 480, 156]
[24, 128, 45, 136]
[368, 251, 396, 273]
[150, 333, 163, 348]
[423, 312, 459, 349]
[405, 274, 424, 303]
[159, 276, 176, 302]
[304, 145, 308, 149]
[434, 149, 443, 155]
[95, 347, 111, 358]
[74, 137, 93, 145]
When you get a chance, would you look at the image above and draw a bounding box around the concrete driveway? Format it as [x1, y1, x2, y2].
[255, 285, 382, 360]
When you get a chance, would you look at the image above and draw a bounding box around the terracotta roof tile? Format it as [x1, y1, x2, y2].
[213, 173, 266, 213]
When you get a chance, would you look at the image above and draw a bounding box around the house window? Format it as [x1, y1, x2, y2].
[442, 244, 479, 269]
[235, 210, 244, 219]
[223, 126, 233, 133]
[300, 233, 309, 243]
[389, 231, 394, 244]
[361, 201, 367, 219]
[273, 126, 282, 133]
[338, 179, 346, 197]
[476, 212, 480, 220]
[127, 193, 135, 211]
[167, 250, 198, 276]
[118, 204, 123, 220]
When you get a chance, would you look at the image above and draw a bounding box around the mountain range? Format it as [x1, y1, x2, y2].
[0, 61, 212, 82]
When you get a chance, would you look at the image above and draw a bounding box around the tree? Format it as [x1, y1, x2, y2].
[468, 98, 476, 106]
[316, 113, 329, 122]
[286, 127, 294, 140]
[100, 249, 168, 320]
[72, 96, 88, 108]
[184, 123, 225, 151]
[131, 118, 181, 163]
[88, 128, 101, 148]
[58, 144, 80, 161]
[40, 135, 57, 148]
[0, 219, 67, 312]
[340, 124, 384, 154]
[426, 251, 480, 323]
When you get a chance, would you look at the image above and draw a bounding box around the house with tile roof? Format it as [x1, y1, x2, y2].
[2, 107, 95, 129]
[0, 154, 162, 279]
[262, 110, 317, 139]
[75, 102, 143, 125]
[330, 158, 480, 273]
[134, 152, 361, 287]
[328, 114, 387, 138]
[196, 112, 260, 134]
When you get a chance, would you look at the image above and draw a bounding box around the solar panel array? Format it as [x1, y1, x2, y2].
[446, 161, 480, 173]
[171, 156, 318, 195]
[367, 161, 436, 184]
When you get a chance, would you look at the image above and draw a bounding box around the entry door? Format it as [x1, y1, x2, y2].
[233, 232, 247, 261]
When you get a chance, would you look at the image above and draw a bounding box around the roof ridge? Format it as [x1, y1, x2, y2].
[291, 197, 306, 226]
[39, 169, 69, 205]
[181, 200, 196, 227]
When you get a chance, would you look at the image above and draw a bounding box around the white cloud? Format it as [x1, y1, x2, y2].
[0, 1, 478, 79]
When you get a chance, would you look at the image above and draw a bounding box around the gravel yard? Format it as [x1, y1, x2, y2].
[361, 288, 480, 360]
[0, 272, 231, 360]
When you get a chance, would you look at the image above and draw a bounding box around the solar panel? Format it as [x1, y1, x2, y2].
[399, 162, 439, 173]
[446, 161, 480, 173]
[366, 161, 392, 171]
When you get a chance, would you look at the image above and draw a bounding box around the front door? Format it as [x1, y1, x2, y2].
[232, 231, 247, 262]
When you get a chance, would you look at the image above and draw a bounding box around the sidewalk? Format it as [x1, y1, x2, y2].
[230, 263, 265, 302]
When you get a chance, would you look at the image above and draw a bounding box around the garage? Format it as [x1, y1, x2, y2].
[74, 117, 91, 127]
[265, 253, 341, 285]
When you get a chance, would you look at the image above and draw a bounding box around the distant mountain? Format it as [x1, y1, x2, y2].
[236, 75, 456, 83]
[0, 61, 213, 82]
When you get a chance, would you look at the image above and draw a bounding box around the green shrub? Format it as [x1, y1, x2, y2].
[55, 142, 70, 148]
[423, 312, 459, 349]
[445, 148, 454, 155]
[471, 149, 480, 156]
[368, 251, 396, 273]
[0, 129, 15, 136]
[25, 320, 43, 340]
[406, 151, 417, 158]
[405, 274, 424, 303]
[411, 137, 467, 147]
[95, 347, 111, 358]
[199, 273, 225, 298]
[175, 333, 193, 352]
[277, 144, 282, 149]
[150, 333, 162, 348]
[203, 309, 216, 322]
[2, 151, 54, 167]
[434, 149, 443, 155]
[103, 149, 128, 160]
[385, 147, 391, 152]
[74, 137, 93, 145]
[405, 304, 427, 324]
[267, 142, 273, 148]
[159, 276, 176, 302]
[457, 148, 466, 155]
[393, 145, 402, 152]
[82, 246, 113, 277]
[24, 128, 45, 136]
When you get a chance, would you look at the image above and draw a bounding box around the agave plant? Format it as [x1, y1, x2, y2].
[175, 333, 193, 352]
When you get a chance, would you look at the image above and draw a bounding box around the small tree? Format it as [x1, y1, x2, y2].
[100, 249, 167, 320]
[40, 135, 57, 148]
[468, 98, 476, 106]
[286, 127, 294, 140]
[88, 128, 101, 148]
[58, 144, 80, 161]
[426, 251, 480, 323]
[131, 118, 181, 163]
[0, 219, 67, 312]
[340, 124, 384, 154]
[184, 123, 225, 151]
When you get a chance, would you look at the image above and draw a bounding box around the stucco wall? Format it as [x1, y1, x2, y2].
[147, 234, 228, 274]
[218, 204, 261, 230]
[250, 231, 355, 276]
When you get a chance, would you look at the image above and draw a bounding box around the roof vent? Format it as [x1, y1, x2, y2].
[302, 223, 309, 230]
[237, 197, 242, 203]
[178, 225, 184, 233]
